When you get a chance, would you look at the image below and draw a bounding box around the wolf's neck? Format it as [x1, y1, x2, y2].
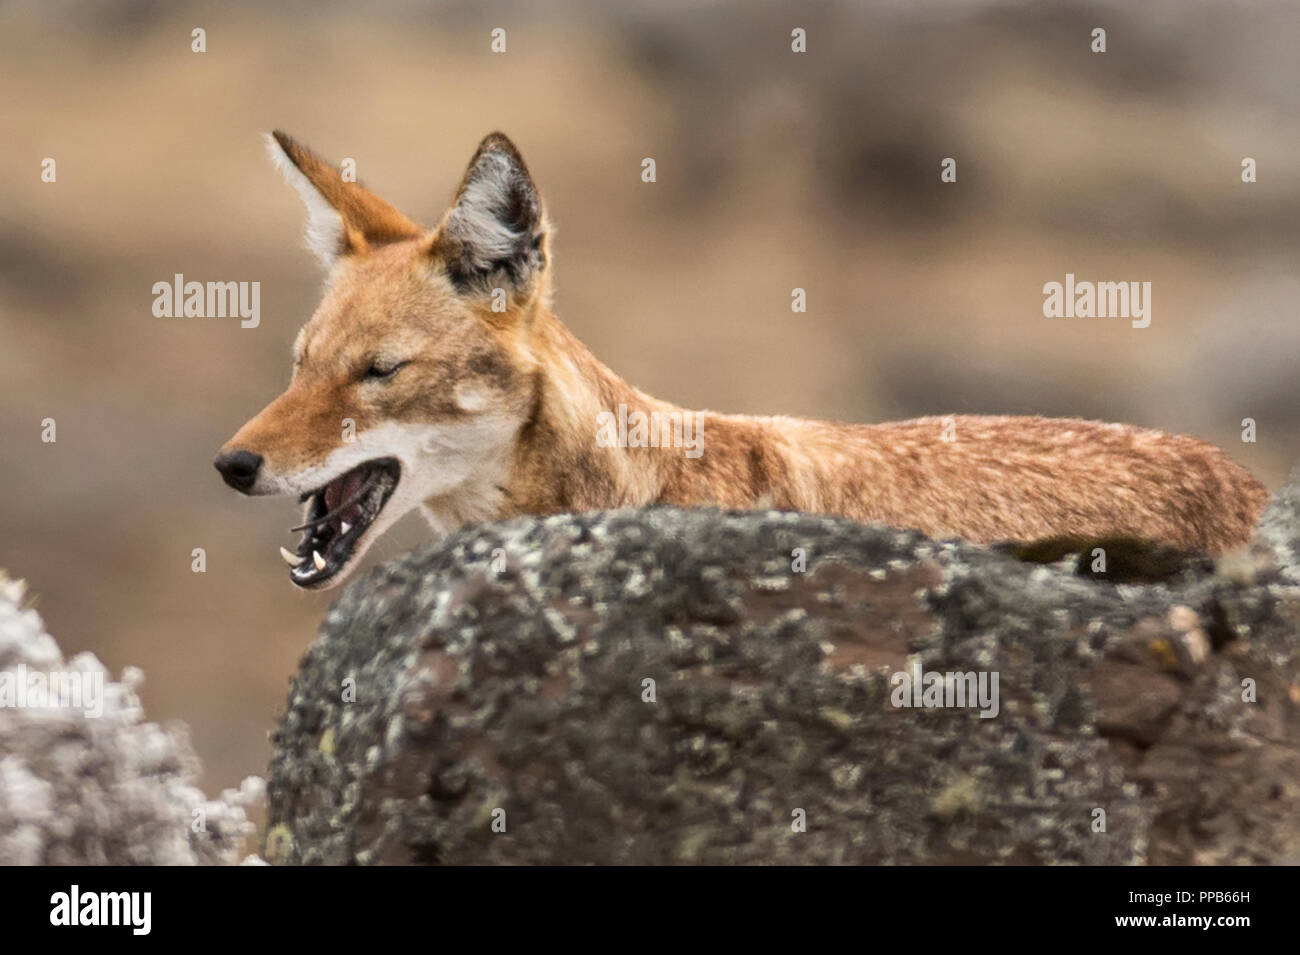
[506, 309, 697, 515]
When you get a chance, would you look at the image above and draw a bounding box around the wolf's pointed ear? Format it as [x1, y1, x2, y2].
[265, 130, 423, 269]
[433, 133, 547, 294]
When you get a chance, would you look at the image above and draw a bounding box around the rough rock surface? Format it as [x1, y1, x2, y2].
[267, 475, 1300, 865]
[0, 573, 261, 864]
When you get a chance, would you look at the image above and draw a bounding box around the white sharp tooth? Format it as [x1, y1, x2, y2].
[280, 546, 304, 567]
[313, 550, 327, 572]
[340, 521, 352, 535]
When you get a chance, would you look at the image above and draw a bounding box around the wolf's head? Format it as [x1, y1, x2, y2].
[215, 131, 550, 589]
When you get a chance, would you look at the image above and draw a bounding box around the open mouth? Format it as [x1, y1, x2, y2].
[281, 458, 400, 588]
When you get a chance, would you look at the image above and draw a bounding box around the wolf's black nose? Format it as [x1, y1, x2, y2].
[214, 449, 263, 493]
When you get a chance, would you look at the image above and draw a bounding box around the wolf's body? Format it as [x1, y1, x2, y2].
[216, 131, 1268, 589]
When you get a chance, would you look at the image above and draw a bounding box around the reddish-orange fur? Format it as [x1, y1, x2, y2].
[507, 313, 1266, 552]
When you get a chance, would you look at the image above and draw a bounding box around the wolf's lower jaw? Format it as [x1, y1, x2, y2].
[287, 472, 510, 591]
[285, 458, 401, 589]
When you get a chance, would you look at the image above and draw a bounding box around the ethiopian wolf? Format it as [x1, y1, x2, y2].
[215, 131, 1268, 589]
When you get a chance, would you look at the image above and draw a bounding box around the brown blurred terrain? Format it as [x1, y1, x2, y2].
[2, 0, 1298, 795]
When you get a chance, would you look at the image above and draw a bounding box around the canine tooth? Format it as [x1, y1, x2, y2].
[341, 521, 352, 535]
[313, 550, 327, 572]
[280, 546, 304, 567]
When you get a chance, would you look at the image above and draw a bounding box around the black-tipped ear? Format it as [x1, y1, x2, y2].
[437, 133, 546, 292]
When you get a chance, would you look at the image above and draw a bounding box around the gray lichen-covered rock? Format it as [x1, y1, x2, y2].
[268, 496, 1300, 866]
[1254, 464, 1300, 584]
[0, 573, 262, 865]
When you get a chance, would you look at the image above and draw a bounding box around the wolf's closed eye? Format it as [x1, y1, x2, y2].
[363, 360, 407, 381]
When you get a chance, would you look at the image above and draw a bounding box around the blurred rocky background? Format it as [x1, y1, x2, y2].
[0, 572, 260, 864]
[1, 0, 1298, 802]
